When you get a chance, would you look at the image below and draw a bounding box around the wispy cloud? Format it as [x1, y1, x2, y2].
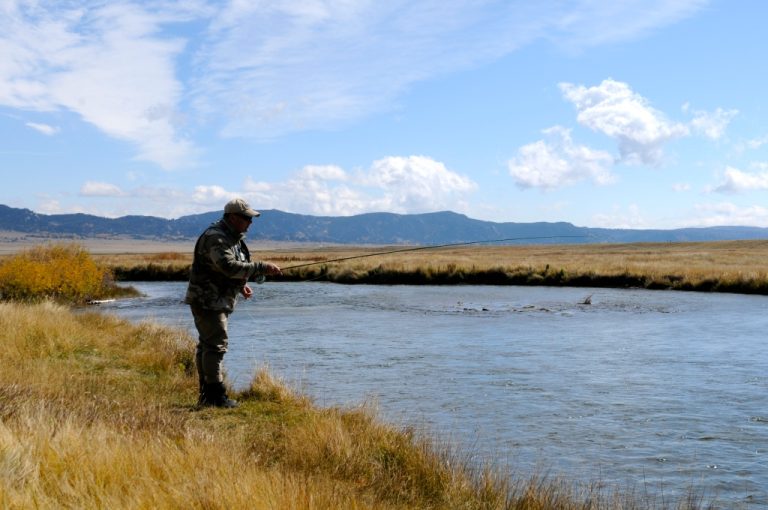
[1, 1, 196, 169]
[194, 1, 708, 139]
[25, 122, 59, 135]
[591, 204, 650, 229]
[0, 1, 708, 169]
[552, 1, 708, 49]
[80, 181, 126, 197]
[691, 202, 768, 227]
[746, 134, 768, 150]
[508, 126, 615, 189]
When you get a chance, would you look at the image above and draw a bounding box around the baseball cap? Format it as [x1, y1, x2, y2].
[224, 198, 260, 217]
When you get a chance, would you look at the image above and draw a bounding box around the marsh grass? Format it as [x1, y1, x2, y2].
[0, 301, 712, 509]
[92, 240, 768, 294]
[267, 240, 768, 293]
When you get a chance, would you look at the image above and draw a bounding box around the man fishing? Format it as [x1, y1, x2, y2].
[185, 198, 282, 408]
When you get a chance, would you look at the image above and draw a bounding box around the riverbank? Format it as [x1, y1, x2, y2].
[99, 239, 768, 294]
[1, 301, 710, 509]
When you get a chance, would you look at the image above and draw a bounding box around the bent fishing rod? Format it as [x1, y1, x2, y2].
[276, 235, 588, 272]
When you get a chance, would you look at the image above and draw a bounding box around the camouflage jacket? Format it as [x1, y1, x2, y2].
[184, 218, 267, 312]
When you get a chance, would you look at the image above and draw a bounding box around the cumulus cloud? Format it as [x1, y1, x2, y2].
[25, 122, 59, 135]
[191, 185, 239, 206]
[714, 166, 768, 193]
[1, 1, 196, 169]
[508, 126, 614, 189]
[242, 156, 477, 216]
[559, 79, 689, 165]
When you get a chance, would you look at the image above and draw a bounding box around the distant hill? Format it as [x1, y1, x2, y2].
[1, 204, 768, 245]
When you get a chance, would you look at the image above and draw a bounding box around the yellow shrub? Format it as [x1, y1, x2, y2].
[0, 244, 111, 303]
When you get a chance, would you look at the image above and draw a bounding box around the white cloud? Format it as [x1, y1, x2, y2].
[672, 182, 691, 192]
[242, 155, 477, 216]
[714, 166, 768, 193]
[80, 181, 125, 197]
[687, 106, 738, 140]
[508, 126, 615, 189]
[746, 134, 768, 150]
[25, 121, 58, 135]
[194, 1, 708, 138]
[0, 1, 708, 168]
[560, 79, 689, 165]
[691, 202, 768, 227]
[0, 2, 196, 169]
[191, 185, 239, 205]
[591, 204, 650, 229]
[546, 0, 707, 50]
[364, 155, 477, 211]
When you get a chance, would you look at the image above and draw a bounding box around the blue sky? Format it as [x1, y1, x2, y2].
[2, 0, 767, 228]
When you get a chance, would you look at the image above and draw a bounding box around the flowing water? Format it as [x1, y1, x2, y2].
[98, 281, 768, 507]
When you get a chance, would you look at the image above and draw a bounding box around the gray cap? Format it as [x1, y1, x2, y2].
[224, 198, 260, 217]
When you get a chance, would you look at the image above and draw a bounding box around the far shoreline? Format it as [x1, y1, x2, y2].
[4, 236, 768, 295]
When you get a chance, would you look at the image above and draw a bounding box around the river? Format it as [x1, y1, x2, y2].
[97, 281, 768, 508]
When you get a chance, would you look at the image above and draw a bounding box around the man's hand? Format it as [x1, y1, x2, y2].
[240, 284, 253, 299]
[264, 262, 282, 276]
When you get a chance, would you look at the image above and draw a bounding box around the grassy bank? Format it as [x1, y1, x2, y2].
[0, 301, 710, 509]
[100, 240, 768, 294]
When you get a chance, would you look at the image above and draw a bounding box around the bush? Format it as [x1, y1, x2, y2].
[0, 244, 114, 304]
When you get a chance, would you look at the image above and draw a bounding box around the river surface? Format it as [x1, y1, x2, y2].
[98, 282, 768, 508]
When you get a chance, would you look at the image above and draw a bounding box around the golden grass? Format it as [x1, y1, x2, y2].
[0, 243, 137, 303]
[0, 302, 710, 509]
[0, 239, 758, 293]
[255, 240, 768, 292]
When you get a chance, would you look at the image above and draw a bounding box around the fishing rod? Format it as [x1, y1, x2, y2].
[278, 235, 588, 271]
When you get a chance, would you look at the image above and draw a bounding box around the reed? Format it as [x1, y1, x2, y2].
[88, 240, 768, 293]
[0, 302, 710, 509]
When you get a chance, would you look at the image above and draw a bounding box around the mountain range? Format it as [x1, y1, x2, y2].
[2, 204, 768, 245]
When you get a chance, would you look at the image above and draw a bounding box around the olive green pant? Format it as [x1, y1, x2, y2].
[190, 306, 230, 384]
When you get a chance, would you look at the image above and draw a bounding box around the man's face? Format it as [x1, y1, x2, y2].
[229, 213, 253, 234]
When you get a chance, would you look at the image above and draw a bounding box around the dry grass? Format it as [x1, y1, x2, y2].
[0, 302, 711, 509]
[254, 240, 768, 292]
[5, 239, 766, 293]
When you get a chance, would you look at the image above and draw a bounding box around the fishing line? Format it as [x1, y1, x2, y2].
[277, 235, 588, 272]
[249, 234, 587, 283]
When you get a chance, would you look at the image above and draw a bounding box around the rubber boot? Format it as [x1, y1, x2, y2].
[197, 375, 208, 406]
[203, 381, 239, 408]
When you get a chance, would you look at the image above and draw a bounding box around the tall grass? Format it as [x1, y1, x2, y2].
[92, 240, 768, 294]
[0, 301, 711, 509]
[0, 243, 135, 303]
